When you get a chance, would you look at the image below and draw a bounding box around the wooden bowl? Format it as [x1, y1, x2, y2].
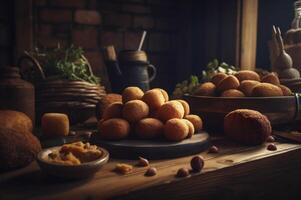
[184, 94, 301, 132]
[37, 146, 109, 179]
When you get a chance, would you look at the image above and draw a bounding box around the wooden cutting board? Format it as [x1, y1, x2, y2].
[92, 132, 210, 160]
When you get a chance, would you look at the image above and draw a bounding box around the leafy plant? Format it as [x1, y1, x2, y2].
[27, 45, 100, 84]
[172, 75, 200, 99]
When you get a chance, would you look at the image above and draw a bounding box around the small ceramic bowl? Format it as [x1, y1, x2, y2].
[37, 146, 109, 179]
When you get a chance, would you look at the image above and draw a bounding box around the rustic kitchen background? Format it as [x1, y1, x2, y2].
[0, 0, 296, 92]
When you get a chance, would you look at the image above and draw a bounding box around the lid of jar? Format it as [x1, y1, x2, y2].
[118, 50, 148, 63]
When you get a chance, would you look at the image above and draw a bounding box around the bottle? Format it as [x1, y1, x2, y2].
[291, 1, 301, 28]
[0, 67, 35, 125]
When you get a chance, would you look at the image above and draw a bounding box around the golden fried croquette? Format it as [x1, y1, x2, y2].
[221, 89, 245, 97]
[279, 85, 292, 96]
[122, 100, 149, 122]
[122, 87, 144, 103]
[234, 70, 260, 82]
[96, 93, 122, 119]
[194, 82, 216, 96]
[0, 110, 33, 132]
[0, 128, 41, 171]
[224, 109, 271, 145]
[238, 80, 260, 96]
[157, 100, 185, 122]
[154, 88, 169, 102]
[41, 113, 69, 137]
[142, 89, 165, 110]
[164, 119, 189, 141]
[184, 114, 203, 132]
[182, 119, 195, 138]
[102, 102, 123, 120]
[211, 73, 228, 86]
[177, 99, 190, 116]
[135, 118, 164, 139]
[261, 73, 280, 85]
[216, 75, 240, 92]
[251, 83, 283, 97]
[98, 118, 130, 140]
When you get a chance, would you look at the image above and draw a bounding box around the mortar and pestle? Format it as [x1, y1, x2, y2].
[103, 31, 156, 93]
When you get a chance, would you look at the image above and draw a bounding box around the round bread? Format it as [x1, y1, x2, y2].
[234, 70, 260, 82]
[135, 118, 164, 139]
[0, 110, 32, 133]
[182, 119, 195, 138]
[261, 73, 280, 85]
[184, 114, 203, 132]
[164, 119, 189, 141]
[142, 89, 165, 110]
[216, 75, 240, 92]
[221, 89, 245, 97]
[102, 102, 123, 120]
[224, 109, 272, 145]
[177, 99, 190, 116]
[122, 100, 149, 122]
[122, 87, 144, 103]
[251, 83, 283, 97]
[238, 80, 260, 96]
[211, 73, 228, 86]
[279, 85, 292, 96]
[154, 88, 169, 102]
[157, 100, 185, 122]
[98, 118, 130, 140]
[278, 68, 300, 79]
[96, 93, 122, 119]
[194, 82, 216, 96]
[0, 128, 41, 171]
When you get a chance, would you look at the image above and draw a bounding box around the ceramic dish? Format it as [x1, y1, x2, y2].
[37, 146, 109, 179]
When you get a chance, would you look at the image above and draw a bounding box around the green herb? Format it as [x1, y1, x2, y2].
[27, 45, 100, 84]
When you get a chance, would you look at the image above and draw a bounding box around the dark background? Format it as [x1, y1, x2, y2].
[0, 0, 297, 92]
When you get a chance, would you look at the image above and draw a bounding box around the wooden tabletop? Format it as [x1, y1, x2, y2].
[1, 135, 301, 200]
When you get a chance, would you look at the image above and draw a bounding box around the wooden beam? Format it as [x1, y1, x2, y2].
[239, 0, 258, 70]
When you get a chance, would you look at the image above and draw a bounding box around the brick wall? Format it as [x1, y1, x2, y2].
[33, 0, 183, 92]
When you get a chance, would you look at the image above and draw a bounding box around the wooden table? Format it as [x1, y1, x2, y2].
[1, 135, 301, 200]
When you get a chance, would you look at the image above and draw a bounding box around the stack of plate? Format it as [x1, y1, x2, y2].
[280, 78, 301, 93]
[36, 79, 106, 124]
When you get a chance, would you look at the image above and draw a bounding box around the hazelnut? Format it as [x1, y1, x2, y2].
[176, 168, 190, 177]
[267, 143, 277, 151]
[190, 155, 204, 172]
[137, 157, 149, 167]
[145, 167, 157, 176]
[266, 135, 275, 143]
[208, 145, 219, 153]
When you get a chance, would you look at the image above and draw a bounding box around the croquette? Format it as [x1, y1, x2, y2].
[279, 85, 292, 96]
[221, 89, 245, 97]
[98, 118, 130, 140]
[234, 70, 260, 82]
[0, 128, 41, 171]
[164, 119, 189, 142]
[224, 109, 271, 145]
[96, 93, 122, 119]
[182, 119, 195, 138]
[251, 83, 283, 97]
[154, 88, 169, 102]
[211, 73, 228, 86]
[122, 100, 149, 122]
[238, 80, 260, 96]
[102, 102, 123, 120]
[122, 87, 144, 103]
[157, 100, 185, 122]
[0, 110, 33, 132]
[194, 82, 216, 96]
[184, 114, 203, 132]
[261, 73, 280, 85]
[135, 118, 164, 139]
[142, 89, 165, 110]
[177, 99, 190, 116]
[216, 75, 240, 92]
[41, 113, 69, 137]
